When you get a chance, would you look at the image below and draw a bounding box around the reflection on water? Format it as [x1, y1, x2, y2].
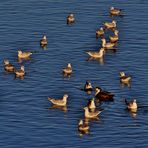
[120, 82, 131, 88]
[48, 105, 68, 113]
[87, 57, 105, 65]
[18, 57, 31, 63]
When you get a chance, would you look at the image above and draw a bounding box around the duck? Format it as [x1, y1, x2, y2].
[84, 80, 93, 91]
[18, 50, 32, 59]
[125, 99, 137, 111]
[95, 87, 114, 101]
[40, 35, 48, 47]
[110, 7, 122, 16]
[78, 119, 89, 133]
[104, 20, 117, 29]
[84, 107, 102, 118]
[120, 72, 131, 84]
[63, 63, 72, 75]
[67, 14, 75, 24]
[109, 30, 119, 43]
[101, 38, 115, 49]
[96, 27, 104, 38]
[3, 59, 15, 72]
[15, 65, 25, 77]
[86, 48, 105, 58]
[48, 94, 68, 106]
[87, 98, 96, 112]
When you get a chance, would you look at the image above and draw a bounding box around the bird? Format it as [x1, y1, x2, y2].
[125, 99, 137, 112]
[18, 50, 32, 59]
[96, 27, 105, 38]
[15, 65, 25, 77]
[63, 63, 72, 76]
[67, 13, 75, 24]
[104, 20, 117, 29]
[109, 30, 119, 43]
[86, 48, 105, 58]
[95, 87, 114, 101]
[84, 81, 93, 92]
[120, 72, 131, 84]
[40, 35, 48, 47]
[83, 107, 102, 118]
[110, 7, 122, 16]
[78, 119, 89, 133]
[101, 38, 116, 49]
[48, 94, 68, 106]
[3, 59, 15, 72]
[87, 98, 96, 112]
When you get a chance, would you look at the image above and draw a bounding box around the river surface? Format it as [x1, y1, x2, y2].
[0, 0, 148, 147]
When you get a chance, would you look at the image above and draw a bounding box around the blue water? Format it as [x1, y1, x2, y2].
[0, 0, 148, 147]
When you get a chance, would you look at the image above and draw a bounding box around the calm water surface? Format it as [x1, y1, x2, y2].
[0, 0, 148, 147]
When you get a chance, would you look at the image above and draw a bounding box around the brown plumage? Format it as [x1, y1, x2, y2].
[104, 20, 117, 30]
[3, 59, 15, 72]
[15, 65, 25, 77]
[84, 107, 102, 118]
[96, 27, 104, 38]
[78, 119, 89, 133]
[48, 94, 68, 106]
[110, 7, 122, 16]
[18, 50, 32, 59]
[63, 63, 72, 76]
[67, 14, 75, 24]
[125, 99, 137, 112]
[95, 87, 114, 101]
[120, 72, 131, 84]
[40, 35, 48, 47]
[109, 30, 119, 43]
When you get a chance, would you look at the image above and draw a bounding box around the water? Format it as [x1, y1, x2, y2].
[0, 0, 148, 147]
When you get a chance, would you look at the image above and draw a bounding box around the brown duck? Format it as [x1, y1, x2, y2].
[95, 87, 114, 101]
[4, 59, 15, 72]
[67, 14, 75, 24]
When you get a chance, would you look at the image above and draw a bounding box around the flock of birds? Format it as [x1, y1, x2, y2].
[3, 6, 138, 136]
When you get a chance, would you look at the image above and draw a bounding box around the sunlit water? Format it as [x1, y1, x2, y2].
[0, 0, 148, 147]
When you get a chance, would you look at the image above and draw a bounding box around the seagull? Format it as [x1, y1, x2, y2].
[84, 107, 102, 118]
[48, 94, 68, 106]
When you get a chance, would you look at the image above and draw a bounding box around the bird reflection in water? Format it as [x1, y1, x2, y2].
[120, 82, 131, 88]
[87, 57, 104, 65]
[48, 105, 68, 113]
[18, 57, 31, 63]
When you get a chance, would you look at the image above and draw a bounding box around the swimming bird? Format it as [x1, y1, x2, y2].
[18, 50, 32, 59]
[40, 35, 48, 47]
[84, 81, 93, 91]
[110, 7, 122, 16]
[48, 94, 68, 106]
[109, 30, 119, 43]
[86, 48, 105, 58]
[84, 107, 102, 118]
[67, 14, 75, 24]
[120, 72, 131, 84]
[95, 87, 114, 101]
[104, 20, 117, 29]
[3, 59, 15, 72]
[125, 99, 137, 111]
[78, 119, 89, 133]
[63, 63, 72, 75]
[101, 38, 115, 49]
[87, 98, 96, 112]
[96, 27, 104, 38]
[15, 65, 25, 77]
